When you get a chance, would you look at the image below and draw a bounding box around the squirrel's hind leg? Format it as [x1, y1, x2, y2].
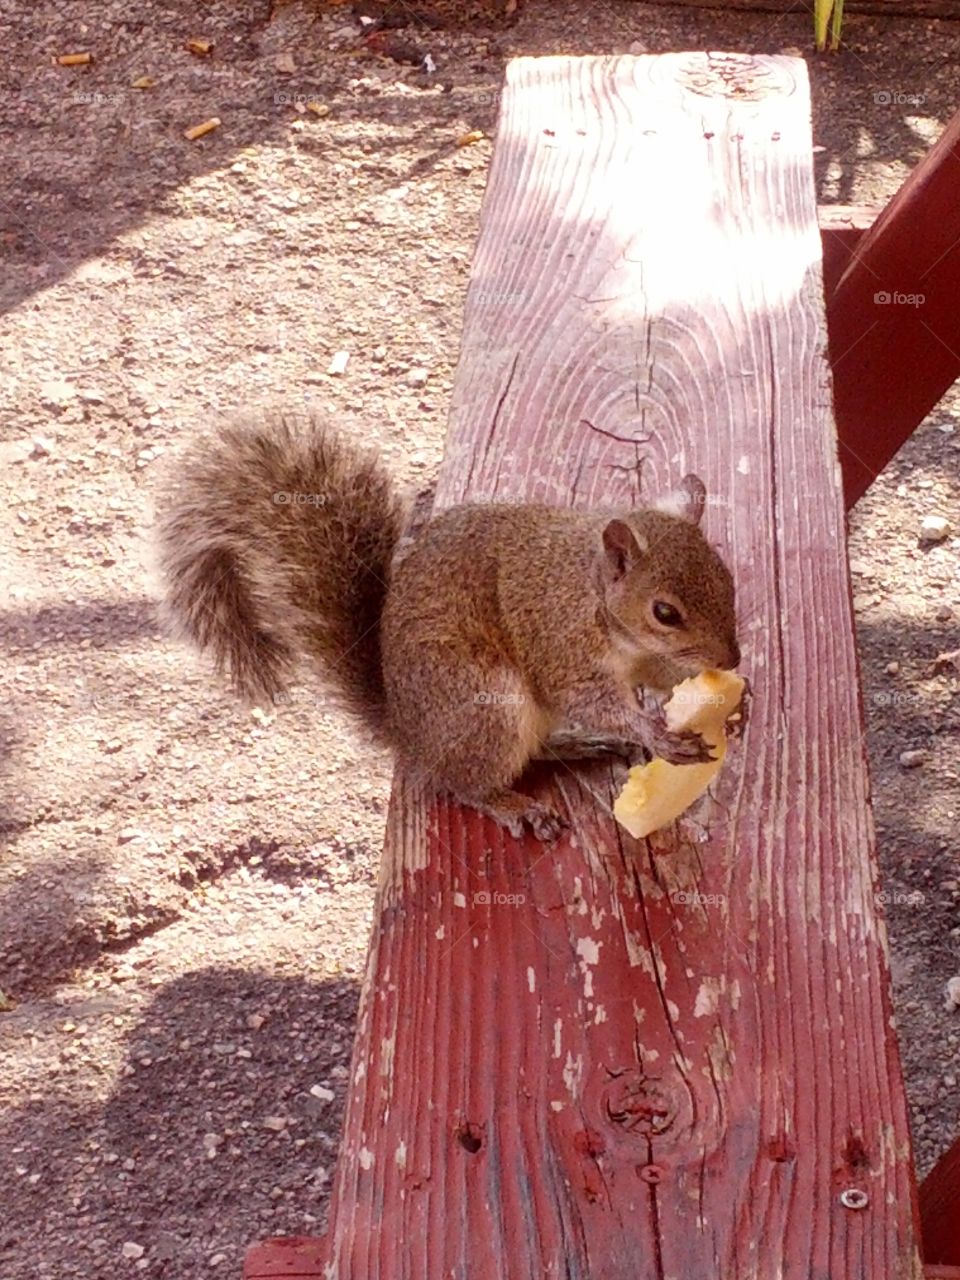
[470, 788, 566, 842]
[390, 655, 564, 841]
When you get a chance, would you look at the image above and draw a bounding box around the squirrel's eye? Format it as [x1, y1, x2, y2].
[652, 600, 684, 628]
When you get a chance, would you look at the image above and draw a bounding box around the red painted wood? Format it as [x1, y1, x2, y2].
[828, 108, 960, 506]
[818, 204, 877, 301]
[318, 53, 922, 1278]
[921, 1138, 960, 1265]
[243, 1236, 325, 1278]
[925, 1268, 960, 1279]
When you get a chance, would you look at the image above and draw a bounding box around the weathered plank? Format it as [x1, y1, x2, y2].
[828, 108, 960, 505]
[921, 1138, 960, 1265]
[314, 53, 921, 1279]
[237, 1246, 960, 1280]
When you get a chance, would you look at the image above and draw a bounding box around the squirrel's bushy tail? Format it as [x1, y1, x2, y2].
[154, 412, 406, 737]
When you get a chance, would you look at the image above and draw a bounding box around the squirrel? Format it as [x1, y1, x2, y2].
[155, 412, 740, 840]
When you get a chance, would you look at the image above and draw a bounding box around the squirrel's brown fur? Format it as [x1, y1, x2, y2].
[154, 413, 406, 738]
[155, 412, 739, 840]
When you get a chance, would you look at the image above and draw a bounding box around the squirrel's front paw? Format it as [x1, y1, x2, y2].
[651, 726, 718, 765]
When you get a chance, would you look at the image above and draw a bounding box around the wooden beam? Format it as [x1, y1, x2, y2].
[243, 1239, 960, 1280]
[307, 53, 921, 1278]
[827, 108, 960, 506]
[921, 1138, 960, 1266]
[818, 203, 878, 300]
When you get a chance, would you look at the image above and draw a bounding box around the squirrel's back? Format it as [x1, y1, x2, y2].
[154, 412, 407, 734]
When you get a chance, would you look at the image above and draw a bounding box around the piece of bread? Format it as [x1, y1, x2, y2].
[614, 669, 745, 839]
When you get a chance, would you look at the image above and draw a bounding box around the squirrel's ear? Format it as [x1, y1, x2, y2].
[651, 474, 706, 526]
[602, 518, 648, 582]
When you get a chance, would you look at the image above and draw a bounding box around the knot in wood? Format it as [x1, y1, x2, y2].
[674, 53, 795, 103]
[603, 1071, 675, 1137]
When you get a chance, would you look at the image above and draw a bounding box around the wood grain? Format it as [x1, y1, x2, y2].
[319, 54, 922, 1279]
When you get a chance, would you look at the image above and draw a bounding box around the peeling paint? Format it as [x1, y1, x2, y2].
[527, 966, 536, 992]
[594, 1005, 607, 1024]
[553, 1018, 563, 1059]
[694, 976, 723, 1018]
[395, 1140, 407, 1170]
[435, 925, 445, 940]
[570, 876, 589, 915]
[359, 1148, 375, 1170]
[453, 892, 466, 908]
[563, 1050, 583, 1098]
[577, 937, 601, 965]
[381, 1034, 396, 1080]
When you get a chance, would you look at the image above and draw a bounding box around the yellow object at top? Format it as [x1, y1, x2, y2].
[613, 669, 745, 839]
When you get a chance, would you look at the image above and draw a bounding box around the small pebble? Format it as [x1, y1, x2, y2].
[122, 1242, 145, 1261]
[885, 661, 900, 675]
[920, 515, 951, 543]
[946, 976, 960, 1012]
[898, 749, 927, 769]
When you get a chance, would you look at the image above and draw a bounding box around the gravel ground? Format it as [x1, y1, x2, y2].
[0, 0, 957, 1276]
